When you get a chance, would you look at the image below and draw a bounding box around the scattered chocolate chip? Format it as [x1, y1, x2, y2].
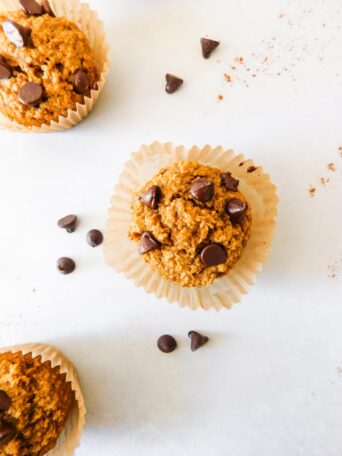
[226, 198, 248, 224]
[57, 257, 76, 274]
[0, 420, 16, 447]
[139, 232, 160, 255]
[188, 331, 209, 351]
[18, 82, 43, 106]
[57, 214, 77, 233]
[190, 179, 214, 202]
[0, 60, 12, 79]
[201, 37, 220, 59]
[72, 69, 90, 95]
[87, 229, 103, 247]
[19, 0, 43, 15]
[221, 172, 239, 192]
[157, 335, 177, 353]
[200, 244, 227, 267]
[2, 20, 31, 48]
[247, 165, 257, 173]
[165, 73, 183, 94]
[139, 185, 161, 210]
[0, 391, 11, 412]
[41, 0, 55, 16]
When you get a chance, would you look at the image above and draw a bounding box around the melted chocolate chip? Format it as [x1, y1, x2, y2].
[165, 73, 183, 94]
[0, 60, 12, 79]
[2, 20, 31, 48]
[0, 420, 16, 447]
[139, 185, 161, 210]
[41, 0, 55, 16]
[57, 214, 77, 233]
[18, 82, 43, 106]
[57, 257, 76, 274]
[221, 172, 239, 192]
[200, 244, 227, 267]
[72, 69, 90, 95]
[201, 37, 220, 58]
[225, 198, 248, 224]
[86, 229, 103, 247]
[247, 165, 257, 173]
[0, 391, 11, 412]
[19, 0, 43, 15]
[188, 331, 209, 351]
[139, 232, 160, 254]
[190, 179, 214, 202]
[157, 335, 177, 353]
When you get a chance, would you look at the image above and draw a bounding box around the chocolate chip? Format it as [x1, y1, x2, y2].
[139, 185, 161, 210]
[0, 391, 11, 412]
[201, 37, 220, 59]
[190, 179, 214, 202]
[157, 335, 177, 353]
[41, 0, 55, 17]
[18, 82, 43, 107]
[57, 257, 76, 274]
[2, 20, 31, 48]
[221, 172, 239, 192]
[57, 214, 77, 233]
[200, 244, 227, 267]
[87, 229, 103, 247]
[0, 420, 16, 447]
[19, 0, 43, 15]
[72, 69, 90, 95]
[225, 198, 248, 224]
[139, 232, 160, 255]
[247, 165, 257, 173]
[0, 61, 12, 79]
[165, 73, 183, 94]
[188, 331, 209, 351]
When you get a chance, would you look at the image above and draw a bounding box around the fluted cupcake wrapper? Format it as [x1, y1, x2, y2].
[0, 0, 110, 132]
[104, 142, 279, 311]
[0, 343, 86, 455]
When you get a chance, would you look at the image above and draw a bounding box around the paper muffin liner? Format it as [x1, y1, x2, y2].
[0, 343, 86, 455]
[104, 142, 279, 311]
[0, 0, 110, 132]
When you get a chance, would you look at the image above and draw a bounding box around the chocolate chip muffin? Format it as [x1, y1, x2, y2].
[0, 351, 74, 456]
[128, 161, 252, 287]
[0, 0, 98, 127]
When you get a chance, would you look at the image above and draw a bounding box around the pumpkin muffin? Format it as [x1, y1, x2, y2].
[0, 0, 98, 127]
[0, 351, 74, 456]
[128, 161, 252, 287]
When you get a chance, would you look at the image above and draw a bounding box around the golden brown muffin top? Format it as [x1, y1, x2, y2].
[0, 6, 98, 127]
[128, 161, 252, 287]
[0, 351, 74, 456]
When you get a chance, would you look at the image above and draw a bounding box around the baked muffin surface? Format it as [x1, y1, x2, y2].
[0, 10, 98, 127]
[0, 351, 74, 456]
[129, 161, 252, 287]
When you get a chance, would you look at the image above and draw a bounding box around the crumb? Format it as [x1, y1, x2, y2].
[308, 186, 316, 197]
[224, 73, 232, 82]
[339, 146, 342, 157]
[231, 65, 236, 70]
[320, 177, 330, 186]
[235, 56, 244, 64]
[217, 94, 224, 101]
[327, 162, 336, 172]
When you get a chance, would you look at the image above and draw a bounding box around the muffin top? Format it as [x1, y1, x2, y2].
[128, 161, 252, 287]
[0, 2, 98, 127]
[0, 351, 74, 456]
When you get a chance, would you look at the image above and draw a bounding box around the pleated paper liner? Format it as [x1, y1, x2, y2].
[104, 142, 279, 311]
[0, 0, 110, 132]
[0, 343, 86, 455]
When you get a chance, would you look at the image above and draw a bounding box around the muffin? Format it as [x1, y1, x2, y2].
[128, 161, 252, 287]
[0, 0, 109, 130]
[105, 143, 278, 310]
[0, 346, 82, 456]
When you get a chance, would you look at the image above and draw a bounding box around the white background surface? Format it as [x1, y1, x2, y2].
[0, 0, 342, 455]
